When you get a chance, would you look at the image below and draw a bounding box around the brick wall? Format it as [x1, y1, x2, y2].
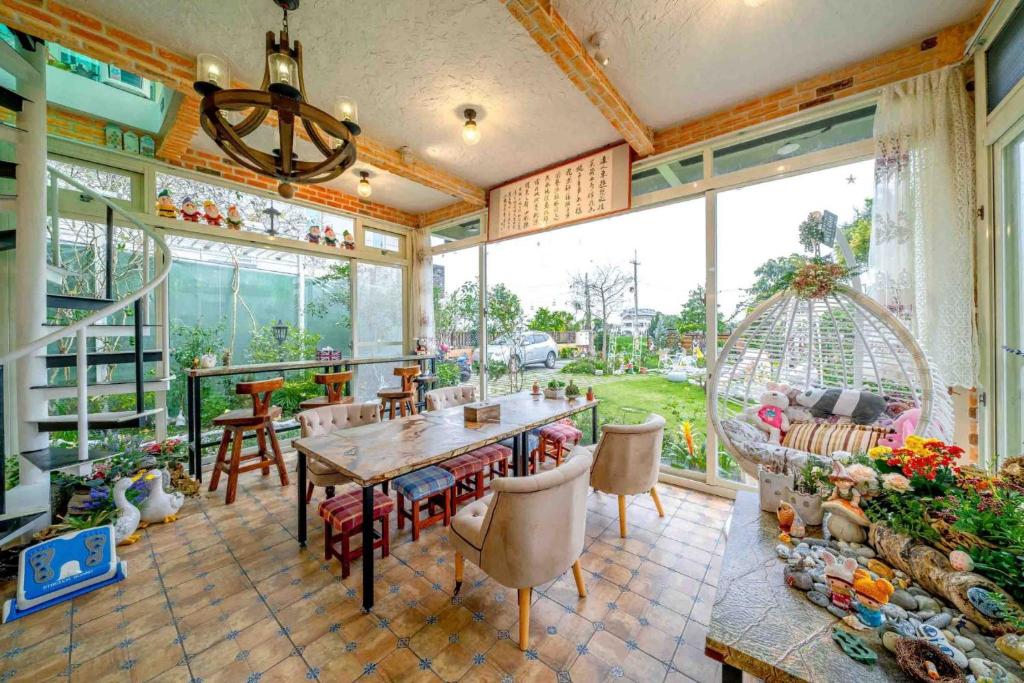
[418, 201, 483, 229]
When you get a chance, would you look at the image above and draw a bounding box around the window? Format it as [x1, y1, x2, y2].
[987, 1, 1024, 114]
[431, 217, 482, 247]
[354, 262, 405, 399]
[632, 155, 702, 197]
[433, 246, 481, 392]
[996, 123, 1024, 462]
[364, 227, 402, 253]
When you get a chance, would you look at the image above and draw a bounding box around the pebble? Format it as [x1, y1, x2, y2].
[926, 613, 953, 629]
[891, 590, 918, 611]
[882, 604, 908, 621]
[852, 546, 876, 559]
[917, 611, 937, 621]
[953, 635, 976, 653]
[867, 559, 894, 579]
[881, 631, 901, 653]
[776, 544, 791, 560]
[807, 590, 830, 608]
[908, 586, 930, 597]
[942, 629, 957, 643]
[827, 605, 849, 619]
[916, 595, 942, 613]
[813, 582, 829, 595]
[856, 556, 870, 567]
[784, 567, 814, 591]
[888, 620, 918, 638]
[804, 538, 828, 547]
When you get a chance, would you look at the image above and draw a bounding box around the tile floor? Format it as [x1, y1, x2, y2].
[0, 453, 733, 682]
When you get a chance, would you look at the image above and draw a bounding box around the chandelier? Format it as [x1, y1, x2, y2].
[193, 0, 360, 198]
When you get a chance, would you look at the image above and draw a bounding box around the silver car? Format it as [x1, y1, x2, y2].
[487, 332, 558, 370]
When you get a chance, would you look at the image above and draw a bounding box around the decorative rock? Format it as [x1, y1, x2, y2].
[881, 631, 901, 653]
[852, 546, 876, 559]
[919, 623, 969, 669]
[941, 629, 956, 643]
[996, 634, 1024, 667]
[891, 590, 918, 611]
[866, 559, 894, 580]
[856, 556, 870, 567]
[888, 620, 918, 638]
[807, 590, 831, 608]
[882, 603, 908, 621]
[969, 658, 1020, 683]
[967, 586, 1003, 620]
[916, 611, 937, 621]
[804, 538, 829, 547]
[953, 635, 975, 653]
[827, 604, 850, 619]
[950, 550, 975, 572]
[908, 586, 930, 597]
[916, 595, 942, 614]
[784, 567, 814, 591]
[813, 582, 829, 595]
[926, 613, 953, 630]
[775, 544, 791, 560]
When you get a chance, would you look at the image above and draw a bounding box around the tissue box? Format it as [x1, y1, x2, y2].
[464, 402, 500, 423]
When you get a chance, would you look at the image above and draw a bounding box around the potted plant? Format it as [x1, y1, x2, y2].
[564, 380, 580, 401]
[544, 379, 566, 399]
[757, 461, 793, 513]
[785, 459, 832, 525]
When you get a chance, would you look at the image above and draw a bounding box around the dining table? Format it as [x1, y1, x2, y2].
[291, 391, 599, 610]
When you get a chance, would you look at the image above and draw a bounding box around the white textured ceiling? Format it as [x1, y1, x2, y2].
[555, 0, 986, 129]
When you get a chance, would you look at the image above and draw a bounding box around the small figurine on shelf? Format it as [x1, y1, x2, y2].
[776, 501, 803, 542]
[822, 551, 858, 611]
[156, 189, 177, 219]
[180, 197, 201, 222]
[415, 338, 428, 355]
[342, 229, 356, 250]
[202, 200, 223, 226]
[821, 461, 871, 543]
[531, 380, 541, 396]
[307, 224, 321, 244]
[225, 204, 243, 230]
[851, 568, 893, 628]
[586, 386, 595, 401]
[323, 226, 339, 247]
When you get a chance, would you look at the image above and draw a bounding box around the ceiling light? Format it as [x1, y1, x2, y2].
[462, 108, 481, 145]
[398, 145, 414, 165]
[193, 0, 359, 198]
[357, 171, 372, 198]
[588, 32, 609, 67]
[776, 142, 800, 156]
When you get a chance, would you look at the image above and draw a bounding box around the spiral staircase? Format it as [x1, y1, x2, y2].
[0, 34, 172, 546]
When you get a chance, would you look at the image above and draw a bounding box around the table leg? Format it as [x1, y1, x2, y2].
[361, 484, 375, 611]
[297, 450, 307, 547]
[193, 377, 203, 483]
[186, 375, 195, 476]
[518, 432, 529, 477]
[721, 662, 742, 683]
[591, 404, 598, 446]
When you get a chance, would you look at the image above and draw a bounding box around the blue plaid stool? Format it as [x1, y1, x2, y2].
[394, 466, 456, 541]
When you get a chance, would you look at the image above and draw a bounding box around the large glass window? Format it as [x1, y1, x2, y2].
[997, 124, 1024, 462]
[354, 262, 405, 400]
[433, 247, 480, 392]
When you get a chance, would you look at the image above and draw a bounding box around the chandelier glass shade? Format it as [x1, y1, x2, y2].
[194, 1, 360, 198]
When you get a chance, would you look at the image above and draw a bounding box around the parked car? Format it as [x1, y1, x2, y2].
[487, 332, 558, 370]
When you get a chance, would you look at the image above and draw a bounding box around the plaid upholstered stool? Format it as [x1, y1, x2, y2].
[394, 466, 455, 541]
[468, 442, 512, 486]
[533, 420, 583, 469]
[440, 453, 488, 514]
[318, 488, 394, 578]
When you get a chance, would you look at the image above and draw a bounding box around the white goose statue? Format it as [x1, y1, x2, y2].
[140, 469, 184, 524]
[112, 477, 142, 545]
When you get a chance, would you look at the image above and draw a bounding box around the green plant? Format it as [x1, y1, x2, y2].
[248, 322, 321, 363]
[561, 358, 597, 375]
[558, 346, 577, 359]
[969, 548, 1024, 604]
[435, 361, 461, 388]
[794, 460, 831, 497]
[862, 490, 941, 545]
[564, 380, 580, 398]
[547, 379, 566, 390]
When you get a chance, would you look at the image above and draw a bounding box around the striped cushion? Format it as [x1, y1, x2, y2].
[318, 488, 393, 533]
[467, 443, 512, 467]
[440, 453, 486, 480]
[782, 422, 889, 456]
[539, 421, 583, 444]
[394, 466, 456, 501]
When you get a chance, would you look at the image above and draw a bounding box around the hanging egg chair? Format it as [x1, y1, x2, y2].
[708, 283, 955, 479]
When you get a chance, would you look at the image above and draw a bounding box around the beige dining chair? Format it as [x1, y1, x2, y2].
[588, 414, 666, 538]
[296, 401, 381, 503]
[450, 449, 593, 651]
[425, 385, 477, 411]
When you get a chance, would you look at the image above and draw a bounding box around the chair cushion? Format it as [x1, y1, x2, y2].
[393, 466, 455, 501]
[439, 453, 486, 480]
[467, 443, 512, 467]
[782, 422, 889, 456]
[450, 495, 492, 566]
[539, 421, 583, 444]
[318, 488, 394, 533]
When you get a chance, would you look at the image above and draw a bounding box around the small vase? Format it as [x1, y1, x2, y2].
[757, 467, 793, 513]
[786, 487, 825, 525]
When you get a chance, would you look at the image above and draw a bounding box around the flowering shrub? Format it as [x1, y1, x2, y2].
[789, 261, 859, 299]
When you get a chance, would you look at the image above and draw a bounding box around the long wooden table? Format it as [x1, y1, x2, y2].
[292, 391, 599, 610]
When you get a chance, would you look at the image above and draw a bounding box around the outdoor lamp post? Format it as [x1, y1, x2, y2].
[272, 319, 289, 360]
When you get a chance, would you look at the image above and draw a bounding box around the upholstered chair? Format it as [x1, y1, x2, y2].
[588, 414, 666, 538]
[425, 385, 477, 411]
[450, 449, 593, 651]
[296, 401, 381, 503]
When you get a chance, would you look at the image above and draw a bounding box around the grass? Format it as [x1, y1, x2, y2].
[570, 373, 707, 433]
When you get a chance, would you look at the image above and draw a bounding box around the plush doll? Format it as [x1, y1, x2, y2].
[225, 204, 243, 230]
[307, 224, 321, 244]
[743, 388, 791, 443]
[156, 189, 177, 219]
[852, 568, 894, 627]
[323, 226, 339, 247]
[822, 551, 858, 610]
[796, 387, 886, 425]
[202, 200, 223, 226]
[179, 197, 201, 222]
[878, 407, 919, 448]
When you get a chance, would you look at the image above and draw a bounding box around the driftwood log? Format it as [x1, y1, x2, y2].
[869, 524, 1022, 636]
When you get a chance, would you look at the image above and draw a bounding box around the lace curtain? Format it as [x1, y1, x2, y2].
[868, 66, 977, 387]
[409, 227, 436, 353]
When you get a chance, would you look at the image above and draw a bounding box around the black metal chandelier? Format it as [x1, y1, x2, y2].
[193, 0, 360, 198]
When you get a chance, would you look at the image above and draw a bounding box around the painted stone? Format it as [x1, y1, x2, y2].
[784, 567, 813, 591]
[949, 550, 975, 572]
[968, 657, 1020, 683]
[918, 623, 968, 669]
[882, 603, 908, 621]
[775, 544, 791, 560]
[925, 612, 952, 629]
[996, 634, 1024, 666]
[866, 559, 894, 580]
[967, 586, 1003, 620]
[813, 582, 829, 595]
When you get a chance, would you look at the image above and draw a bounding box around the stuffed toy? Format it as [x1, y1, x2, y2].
[878, 407, 919, 448]
[796, 387, 886, 425]
[743, 387, 791, 444]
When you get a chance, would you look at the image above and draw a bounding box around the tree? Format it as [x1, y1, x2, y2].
[434, 280, 478, 347]
[528, 307, 577, 332]
[736, 254, 804, 315]
[839, 198, 872, 267]
[570, 264, 628, 360]
[568, 272, 596, 355]
[486, 283, 524, 343]
[798, 211, 826, 256]
[678, 285, 727, 334]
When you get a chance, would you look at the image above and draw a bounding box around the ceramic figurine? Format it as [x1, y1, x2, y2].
[822, 551, 858, 610]
[111, 478, 141, 545]
[156, 189, 178, 219]
[139, 469, 184, 524]
[821, 461, 871, 543]
[199, 353, 217, 369]
[789, 513, 807, 538]
[226, 204, 244, 230]
[586, 387, 595, 401]
[531, 381, 540, 395]
[202, 200, 223, 226]
[776, 501, 796, 534]
[104, 123, 124, 150]
[851, 568, 894, 628]
[180, 197, 201, 222]
[342, 229, 355, 250]
[323, 226, 339, 247]
[307, 224, 321, 244]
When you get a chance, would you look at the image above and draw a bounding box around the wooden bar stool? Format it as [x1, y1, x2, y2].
[378, 365, 420, 419]
[298, 371, 354, 411]
[209, 377, 289, 504]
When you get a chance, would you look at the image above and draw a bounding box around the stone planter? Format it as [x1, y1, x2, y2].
[757, 467, 793, 513]
[543, 388, 565, 399]
[785, 487, 825, 526]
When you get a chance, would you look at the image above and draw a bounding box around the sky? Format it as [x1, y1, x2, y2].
[436, 159, 874, 327]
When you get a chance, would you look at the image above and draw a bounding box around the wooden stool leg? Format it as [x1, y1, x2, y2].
[618, 495, 627, 538]
[518, 588, 532, 651]
[397, 494, 405, 530]
[225, 429, 244, 505]
[399, 399, 407, 418]
[306, 482, 315, 504]
[411, 500, 421, 541]
[449, 485, 458, 516]
[381, 516, 390, 558]
[254, 426, 269, 476]
[474, 472, 484, 500]
[650, 487, 665, 517]
[572, 559, 587, 597]
[208, 429, 231, 492]
[267, 424, 289, 486]
[408, 398, 417, 415]
[324, 521, 332, 561]
[443, 490, 451, 527]
[341, 528, 350, 579]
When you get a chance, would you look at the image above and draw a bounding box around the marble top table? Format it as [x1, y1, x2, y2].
[706, 491, 912, 683]
[293, 391, 598, 610]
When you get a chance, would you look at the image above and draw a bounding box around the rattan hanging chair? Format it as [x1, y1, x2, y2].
[708, 284, 955, 479]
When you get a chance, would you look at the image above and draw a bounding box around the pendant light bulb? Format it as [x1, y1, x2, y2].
[357, 171, 372, 198]
[462, 108, 480, 145]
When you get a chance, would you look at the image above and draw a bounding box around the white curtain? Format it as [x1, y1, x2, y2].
[869, 66, 977, 387]
[410, 227, 436, 353]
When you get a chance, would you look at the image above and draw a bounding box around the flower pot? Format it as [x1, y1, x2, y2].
[757, 467, 793, 513]
[785, 487, 825, 526]
[543, 388, 565, 399]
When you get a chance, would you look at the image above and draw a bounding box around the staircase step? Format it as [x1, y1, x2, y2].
[19, 445, 119, 472]
[43, 322, 160, 337]
[44, 349, 162, 368]
[0, 85, 28, 113]
[0, 511, 49, 548]
[30, 377, 174, 400]
[0, 159, 15, 180]
[46, 293, 117, 311]
[31, 408, 161, 432]
[0, 120, 25, 144]
[0, 228, 12, 252]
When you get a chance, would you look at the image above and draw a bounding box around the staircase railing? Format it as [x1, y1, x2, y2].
[0, 164, 172, 475]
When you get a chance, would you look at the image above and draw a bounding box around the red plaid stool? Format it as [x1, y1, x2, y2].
[467, 442, 512, 487]
[533, 420, 583, 469]
[318, 488, 393, 578]
[440, 453, 487, 513]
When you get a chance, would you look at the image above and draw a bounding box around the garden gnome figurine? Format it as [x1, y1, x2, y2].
[202, 200, 223, 226]
[822, 551, 858, 610]
[180, 196, 201, 222]
[851, 568, 894, 628]
[822, 461, 871, 543]
[156, 189, 177, 218]
[323, 226, 339, 247]
[342, 229, 355, 250]
[225, 204, 243, 230]
[307, 224, 321, 244]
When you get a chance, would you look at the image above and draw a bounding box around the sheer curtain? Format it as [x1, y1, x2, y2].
[410, 227, 436, 352]
[869, 66, 977, 387]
